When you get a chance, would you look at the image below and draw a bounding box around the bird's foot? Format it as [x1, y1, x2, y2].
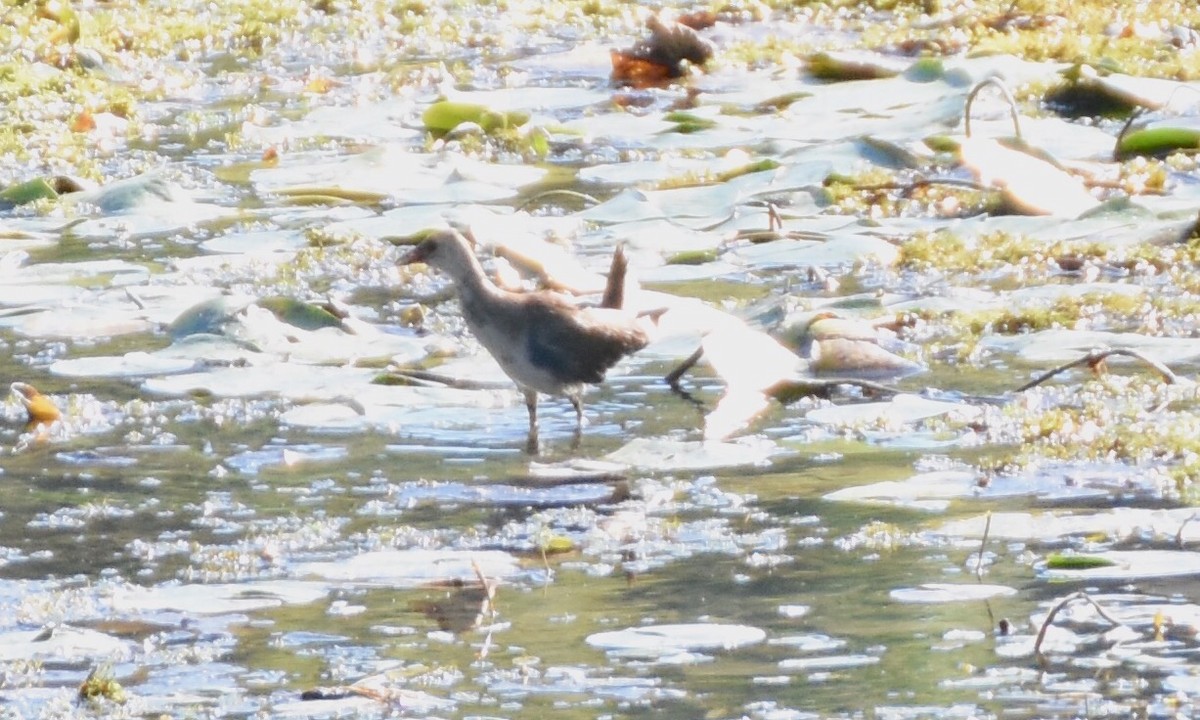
[524, 428, 541, 455]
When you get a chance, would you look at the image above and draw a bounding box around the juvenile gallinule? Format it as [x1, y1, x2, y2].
[402, 229, 648, 451]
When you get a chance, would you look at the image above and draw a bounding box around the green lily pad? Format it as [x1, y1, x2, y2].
[663, 111, 717, 134]
[1039, 550, 1200, 580]
[807, 51, 909, 81]
[0, 178, 59, 208]
[1044, 553, 1118, 570]
[256, 296, 346, 332]
[422, 100, 530, 134]
[1116, 125, 1200, 159]
[666, 248, 719, 265]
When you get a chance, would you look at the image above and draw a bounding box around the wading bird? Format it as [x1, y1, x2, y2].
[402, 229, 648, 452]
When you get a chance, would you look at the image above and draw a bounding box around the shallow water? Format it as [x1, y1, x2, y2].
[5, 1, 1200, 718]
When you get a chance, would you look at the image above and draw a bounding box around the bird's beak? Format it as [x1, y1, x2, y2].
[400, 241, 430, 266]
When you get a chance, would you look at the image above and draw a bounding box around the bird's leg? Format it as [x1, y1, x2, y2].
[524, 389, 540, 454]
[665, 345, 704, 391]
[570, 395, 584, 449]
[570, 396, 584, 429]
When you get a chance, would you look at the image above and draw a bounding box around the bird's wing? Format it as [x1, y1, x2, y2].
[524, 300, 647, 385]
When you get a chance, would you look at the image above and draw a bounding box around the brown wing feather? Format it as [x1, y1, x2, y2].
[523, 296, 647, 385]
[601, 244, 627, 310]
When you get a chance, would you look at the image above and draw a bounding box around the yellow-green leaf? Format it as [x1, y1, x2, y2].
[0, 177, 59, 207]
[1116, 126, 1200, 159]
[256, 297, 345, 331]
[1044, 553, 1118, 570]
[422, 101, 529, 134]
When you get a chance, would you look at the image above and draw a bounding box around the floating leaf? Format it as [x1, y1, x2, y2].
[666, 248, 719, 265]
[256, 296, 346, 332]
[806, 394, 981, 428]
[663, 111, 717, 134]
[0, 178, 59, 208]
[1039, 550, 1200, 580]
[809, 337, 923, 377]
[168, 296, 250, 339]
[1059, 69, 1200, 113]
[541, 536, 575, 554]
[295, 549, 522, 585]
[712, 158, 780, 182]
[0, 626, 133, 663]
[807, 51, 908, 81]
[422, 101, 529, 134]
[889, 583, 1018, 603]
[1116, 125, 1200, 159]
[1044, 553, 1118, 570]
[586, 623, 766, 657]
[272, 186, 386, 204]
[958, 137, 1098, 217]
[755, 91, 812, 112]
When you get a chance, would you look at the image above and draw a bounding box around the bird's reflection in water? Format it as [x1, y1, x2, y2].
[411, 583, 493, 634]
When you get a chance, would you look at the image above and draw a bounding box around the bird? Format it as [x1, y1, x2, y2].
[401, 229, 649, 451]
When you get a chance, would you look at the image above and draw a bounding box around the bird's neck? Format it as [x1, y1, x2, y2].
[445, 247, 505, 306]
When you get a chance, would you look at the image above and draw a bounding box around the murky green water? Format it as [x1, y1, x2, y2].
[5, 1, 1200, 718]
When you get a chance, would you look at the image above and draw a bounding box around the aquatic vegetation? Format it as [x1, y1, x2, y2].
[5, 0, 1200, 718]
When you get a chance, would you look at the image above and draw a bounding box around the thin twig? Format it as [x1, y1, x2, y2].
[845, 177, 992, 195]
[124, 288, 148, 310]
[1176, 512, 1200, 549]
[766, 376, 906, 404]
[767, 202, 782, 232]
[964, 76, 1023, 141]
[1015, 348, 1179, 393]
[1113, 106, 1147, 162]
[378, 369, 511, 391]
[517, 189, 600, 212]
[1033, 591, 1123, 666]
[975, 510, 992, 581]
[470, 558, 497, 615]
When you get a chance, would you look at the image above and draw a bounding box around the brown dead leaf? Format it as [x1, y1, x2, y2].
[611, 15, 714, 88]
[71, 109, 96, 133]
[11, 382, 62, 426]
[610, 50, 673, 89]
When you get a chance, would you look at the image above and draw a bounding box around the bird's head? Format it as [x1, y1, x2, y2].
[400, 228, 476, 274]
